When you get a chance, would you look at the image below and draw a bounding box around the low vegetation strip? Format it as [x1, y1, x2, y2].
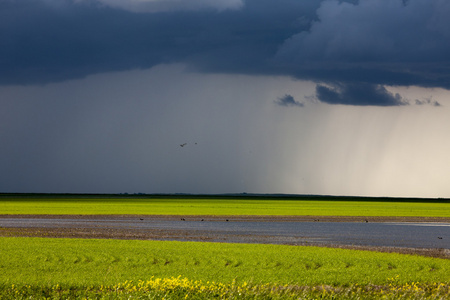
[1, 277, 449, 299]
[0, 195, 449, 217]
[1, 237, 449, 287]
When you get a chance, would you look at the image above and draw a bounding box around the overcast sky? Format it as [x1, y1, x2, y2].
[1, 0, 450, 197]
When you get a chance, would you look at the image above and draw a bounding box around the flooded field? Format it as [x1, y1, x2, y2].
[0, 215, 448, 252]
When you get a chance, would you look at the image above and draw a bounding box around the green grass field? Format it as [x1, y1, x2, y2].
[1, 194, 449, 217]
[0, 237, 449, 299]
[2, 237, 448, 286]
[1, 194, 449, 299]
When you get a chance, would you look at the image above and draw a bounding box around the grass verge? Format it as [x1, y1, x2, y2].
[1, 194, 449, 217]
[1, 237, 449, 299]
[1, 237, 449, 285]
[2, 277, 449, 299]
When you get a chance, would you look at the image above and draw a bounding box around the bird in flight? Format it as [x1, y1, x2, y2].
[180, 143, 187, 147]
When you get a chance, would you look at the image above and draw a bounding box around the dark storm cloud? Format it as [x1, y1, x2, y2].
[415, 97, 441, 107]
[275, 94, 304, 107]
[274, 1, 450, 88]
[0, 0, 318, 85]
[316, 83, 408, 106]
[93, 0, 244, 12]
[1, 0, 450, 106]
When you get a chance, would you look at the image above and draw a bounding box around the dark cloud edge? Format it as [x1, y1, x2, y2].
[1, 0, 449, 107]
[275, 94, 304, 107]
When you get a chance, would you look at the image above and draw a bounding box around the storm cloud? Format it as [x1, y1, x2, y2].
[0, 0, 316, 84]
[2, 0, 450, 106]
[90, 0, 245, 12]
[275, 0, 450, 86]
[315, 84, 408, 106]
[275, 94, 304, 107]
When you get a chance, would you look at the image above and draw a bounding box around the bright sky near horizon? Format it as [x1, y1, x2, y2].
[1, 0, 450, 197]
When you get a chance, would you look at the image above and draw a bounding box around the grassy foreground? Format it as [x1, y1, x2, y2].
[2, 277, 449, 299]
[1, 194, 449, 217]
[1, 195, 449, 298]
[0, 237, 449, 299]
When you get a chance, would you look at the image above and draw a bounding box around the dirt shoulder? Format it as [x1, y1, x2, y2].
[1, 214, 449, 222]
